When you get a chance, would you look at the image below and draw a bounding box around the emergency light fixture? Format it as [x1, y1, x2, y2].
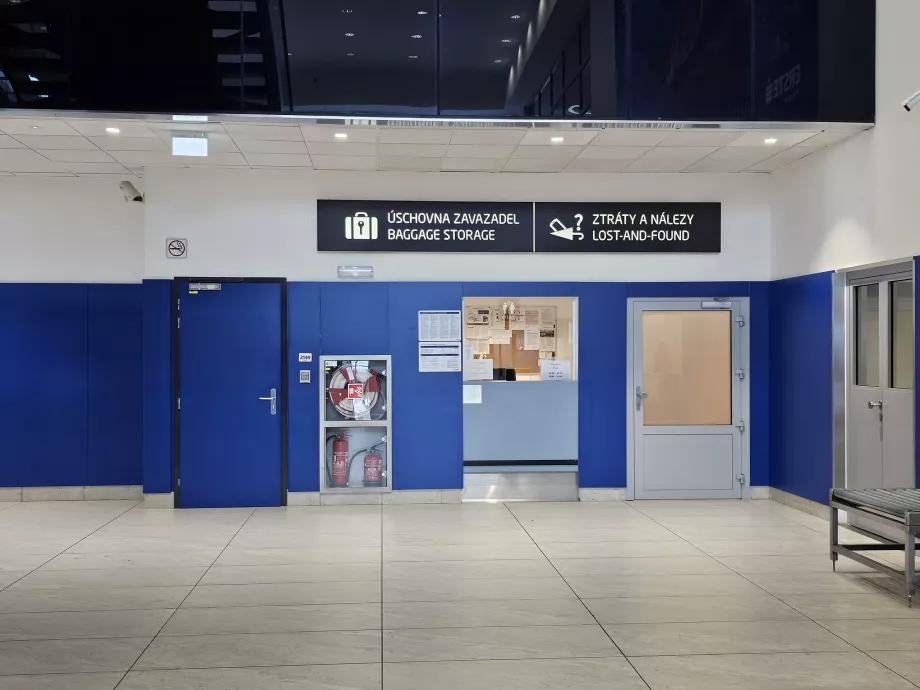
[337, 265, 374, 279]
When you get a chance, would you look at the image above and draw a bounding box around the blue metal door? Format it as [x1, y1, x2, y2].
[178, 281, 283, 508]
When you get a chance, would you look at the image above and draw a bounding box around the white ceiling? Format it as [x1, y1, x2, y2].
[0, 115, 868, 178]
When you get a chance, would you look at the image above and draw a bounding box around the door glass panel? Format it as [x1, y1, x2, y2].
[855, 283, 880, 387]
[891, 280, 914, 389]
[641, 310, 732, 426]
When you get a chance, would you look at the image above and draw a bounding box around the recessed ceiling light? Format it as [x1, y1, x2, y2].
[411, 34, 423, 38]
[417, 10, 428, 14]
[493, 59, 502, 63]
[345, 32, 355, 37]
[346, 52, 355, 56]
[510, 14, 521, 19]
[38, 94, 49, 98]
[105, 127, 121, 135]
[335, 132, 348, 139]
[342, 8, 353, 12]
[30, 125, 39, 130]
[551, 136, 564, 143]
[764, 137, 778, 145]
[172, 136, 208, 157]
[409, 55, 418, 59]
[28, 74, 38, 82]
[501, 39, 511, 43]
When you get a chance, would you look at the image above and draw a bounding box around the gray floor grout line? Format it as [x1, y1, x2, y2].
[631, 500, 920, 690]
[501, 501, 654, 690]
[112, 507, 258, 690]
[0, 500, 143, 594]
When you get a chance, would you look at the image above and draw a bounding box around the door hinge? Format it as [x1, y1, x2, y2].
[736, 473, 746, 485]
[177, 298, 180, 311]
[734, 315, 745, 327]
[736, 420, 745, 432]
[177, 398, 180, 410]
[735, 368, 745, 381]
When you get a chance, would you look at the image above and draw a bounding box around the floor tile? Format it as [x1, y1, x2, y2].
[869, 651, 920, 685]
[0, 571, 29, 589]
[780, 592, 920, 619]
[384, 598, 594, 628]
[384, 576, 572, 602]
[228, 532, 382, 548]
[0, 586, 193, 613]
[818, 618, 920, 651]
[200, 563, 381, 585]
[383, 559, 556, 580]
[134, 630, 381, 670]
[65, 537, 228, 554]
[181, 581, 381, 608]
[0, 609, 173, 641]
[584, 594, 804, 624]
[215, 546, 381, 566]
[383, 658, 646, 689]
[691, 539, 827, 557]
[551, 556, 730, 577]
[162, 603, 381, 635]
[631, 652, 916, 689]
[745, 571, 888, 596]
[716, 554, 871, 574]
[0, 637, 151, 675]
[0, 673, 124, 690]
[382, 531, 533, 547]
[522, 528, 681, 543]
[384, 624, 620, 662]
[538, 541, 703, 559]
[42, 552, 217, 570]
[10, 567, 207, 589]
[383, 544, 544, 561]
[567, 573, 762, 598]
[118, 665, 382, 689]
[605, 620, 852, 656]
[0, 554, 57, 571]
[677, 526, 824, 542]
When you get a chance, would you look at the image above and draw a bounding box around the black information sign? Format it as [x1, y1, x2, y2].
[533, 202, 721, 253]
[317, 200, 533, 253]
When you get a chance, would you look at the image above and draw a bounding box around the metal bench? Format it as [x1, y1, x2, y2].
[830, 488, 920, 606]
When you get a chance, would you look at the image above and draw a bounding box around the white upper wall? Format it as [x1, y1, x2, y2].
[144, 167, 771, 282]
[0, 176, 143, 283]
[771, 0, 920, 278]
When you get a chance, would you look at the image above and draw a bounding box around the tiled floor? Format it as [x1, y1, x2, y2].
[0, 497, 918, 689]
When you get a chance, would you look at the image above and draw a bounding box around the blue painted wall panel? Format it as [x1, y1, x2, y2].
[0, 284, 88, 487]
[627, 282, 751, 298]
[463, 282, 577, 298]
[288, 282, 322, 492]
[577, 282, 627, 487]
[142, 280, 173, 493]
[749, 281, 771, 487]
[86, 284, 143, 486]
[769, 272, 834, 504]
[388, 283, 463, 490]
[320, 283, 389, 355]
[916, 257, 920, 488]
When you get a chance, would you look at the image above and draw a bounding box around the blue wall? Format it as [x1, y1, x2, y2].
[768, 272, 834, 504]
[0, 283, 142, 488]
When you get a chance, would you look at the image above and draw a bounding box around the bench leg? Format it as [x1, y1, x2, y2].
[906, 532, 915, 608]
[830, 504, 839, 571]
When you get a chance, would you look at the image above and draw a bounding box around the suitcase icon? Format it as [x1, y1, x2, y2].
[345, 212, 378, 240]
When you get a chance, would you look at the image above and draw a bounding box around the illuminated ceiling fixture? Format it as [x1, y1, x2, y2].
[417, 10, 428, 14]
[28, 74, 38, 82]
[346, 52, 355, 56]
[342, 8, 353, 12]
[31, 126, 39, 129]
[345, 32, 355, 37]
[411, 34, 423, 39]
[551, 136, 564, 143]
[501, 39, 511, 43]
[172, 136, 208, 157]
[493, 59, 502, 63]
[510, 14, 521, 19]
[335, 132, 348, 139]
[105, 127, 121, 135]
[409, 55, 418, 59]
[764, 137, 778, 145]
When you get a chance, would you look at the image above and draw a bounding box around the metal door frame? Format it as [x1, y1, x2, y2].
[172, 277, 288, 509]
[626, 297, 751, 500]
[842, 262, 915, 490]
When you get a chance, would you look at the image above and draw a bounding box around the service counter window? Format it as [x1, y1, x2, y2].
[462, 297, 576, 381]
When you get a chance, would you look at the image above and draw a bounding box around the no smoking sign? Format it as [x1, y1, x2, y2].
[166, 238, 188, 259]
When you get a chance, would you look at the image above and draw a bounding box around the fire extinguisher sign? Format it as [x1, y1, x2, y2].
[346, 383, 364, 399]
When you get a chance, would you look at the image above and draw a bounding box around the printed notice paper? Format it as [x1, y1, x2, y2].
[418, 311, 461, 342]
[418, 342, 462, 372]
[463, 385, 482, 404]
[523, 325, 540, 350]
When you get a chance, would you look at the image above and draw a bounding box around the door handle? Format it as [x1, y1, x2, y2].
[867, 400, 883, 409]
[259, 388, 277, 415]
[636, 386, 648, 411]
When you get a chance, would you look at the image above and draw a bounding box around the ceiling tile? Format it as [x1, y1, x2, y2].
[511, 145, 582, 159]
[64, 162, 131, 174]
[449, 129, 525, 146]
[244, 153, 313, 168]
[796, 132, 852, 148]
[745, 148, 815, 171]
[378, 143, 446, 158]
[12, 172, 76, 177]
[703, 146, 779, 163]
[234, 140, 308, 154]
[12, 135, 99, 151]
[0, 119, 79, 136]
[660, 130, 747, 147]
[307, 142, 376, 157]
[626, 158, 694, 172]
[684, 159, 752, 173]
[75, 172, 139, 179]
[578, 145, 651, 160]
[109, 151, 187, 167]
[440, 158, 505, 172]
[502, 158, 568, 172]
[301, 125, 376, 144]
[518, 130, 597, 146]
[592, 129, 671, 146]
[0, 135, 24, 149]
[147, 122, 226, 136]
[310, 155, 377, 170]
[222, 124, 303, 141]
[641, 146, 717, 160]
[445, 144, 515, 159]
[190, 133, 239, 153]
[40, 150, 115, 163]
[179, 152, 249, 167]
[564, 158, 633, 173]
[728, 131, 817, 147]
[90, 136, 169, 152]
[378, 128, 452, 144]
[378, 156, 441, 171]
[66, 120, 157, 138]
[0, 149, 72, 173]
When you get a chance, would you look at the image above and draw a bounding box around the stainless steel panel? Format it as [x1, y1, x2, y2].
[462, 472, 578, 502]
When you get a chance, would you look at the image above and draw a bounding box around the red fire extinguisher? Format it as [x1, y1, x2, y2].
[331, 434, 349, 487]
[363, 451, 382, 487]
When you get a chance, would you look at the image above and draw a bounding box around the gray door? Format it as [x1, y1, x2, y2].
[848, 276, 915, 491]
[632, 300, 744, 499]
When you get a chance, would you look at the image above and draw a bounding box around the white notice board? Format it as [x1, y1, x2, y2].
[418, 310, 462, 342]
[419, 342, 462, 373]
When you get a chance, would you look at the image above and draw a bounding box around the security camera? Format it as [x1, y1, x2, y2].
[903, 89, 920, 112]
[119, 180, 143, 203]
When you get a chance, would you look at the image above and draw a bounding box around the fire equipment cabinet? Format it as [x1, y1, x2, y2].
[319, 356, 392, 494]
